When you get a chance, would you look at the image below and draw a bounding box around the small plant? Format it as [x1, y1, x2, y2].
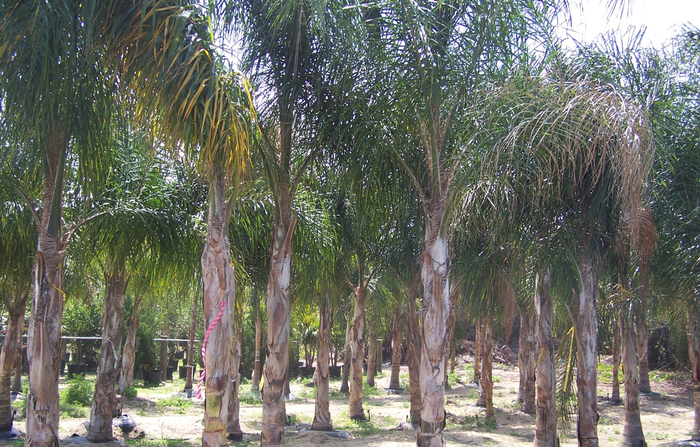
[156, 396, 193, 414]
[362, 382, 381, 396]
[123, 386, 138, 399]
[239, 391, 262, 405]
[61, 375, 94, 406]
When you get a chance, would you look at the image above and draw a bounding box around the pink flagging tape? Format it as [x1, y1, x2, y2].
[197, 301, 227, 399]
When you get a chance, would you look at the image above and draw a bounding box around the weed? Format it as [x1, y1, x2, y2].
[61, 375, 94, 406]
[123, 386, 138, 399]
[239, 391, 262, 405]
[156, 396, 193, 414]
[363, 382, 382, 396]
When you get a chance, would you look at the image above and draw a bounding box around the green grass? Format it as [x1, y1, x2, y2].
[156, 396, 193, 414]
[362, 382, 382, 396]
[129, 439, 201, 447]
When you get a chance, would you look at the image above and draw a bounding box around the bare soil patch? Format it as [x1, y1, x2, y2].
[5, 357, 696, 446]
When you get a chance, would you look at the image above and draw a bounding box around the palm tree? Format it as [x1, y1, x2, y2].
[0, 170, 37, 434]
[484, 74, 653, 447]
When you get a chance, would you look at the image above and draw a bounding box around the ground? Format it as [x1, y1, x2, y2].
[4, 356, 696, 446]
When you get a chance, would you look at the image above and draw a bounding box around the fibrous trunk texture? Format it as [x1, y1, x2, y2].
[366, 328, 376, 387]
[349, 285, 367, 420]
[389, 307, 402, 390]
[184, 293, 198, 391]
[611, 320, 621, 405]
[534, 269, 557, 447]
[252, 311, 263, 393]
[119, 296, 142, 395]
[518, 310, 536, 414]
[576, 254, 600, 447]
[417, 228, 450, 447]
[27, 131, 67, 447]
[227, 331, 242, 441]
[88, 262, 127, 441]
[473, 318, 482, 385]
[481, 311, 494, 420]
[201, 175, 236, 447]
[637, 261, 651, 394]
[688, 300, 700, 441]
[261, 199, 296, 446]
[312, 295, 332, 430]
[0, 292, 27, 432]
[341, 317, 352, 393]
[11, 346, 21, 394]
[406, 283, 421, 425]
[621, 306, 645, 447]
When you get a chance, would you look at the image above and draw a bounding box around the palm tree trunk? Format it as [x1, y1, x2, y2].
[312, 293, 332, 430]
[518, 310, 536, 415]
[444, 299, 457, 385]
[27, 131, 67, 447]
[184, 292, 198, 392]
[0, 289, 28, 432]
[88, 260, 128, 441]
[119, 295, 142, 394]
[575, 253, 600, 447]
[406, 283, 421, 426]
[349, 284, 367, 420]
[687, 300, 700, 441]
[636, 261, 651, 394]
[366, 327, 376, 387]
[611, 320, 621, 404]
[481, 310, 494, 420]
[473, 318, 482, 385]
[201, 174, 236, 447]
[621, 306, 645, 447]
[389, 307, 402, 390]
[534, 269, 557, 447]
[417, 224, 450, 447]
[227, 331, 243, 441]
[261, 194, 296, 446]
[476, 317, 486, 408]
[341, 316, 352, 393]
[252, 309, 263, 393]
[11, 346, 22, 394]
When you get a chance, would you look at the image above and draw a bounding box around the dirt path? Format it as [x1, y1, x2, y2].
[36, 358, 697, 446]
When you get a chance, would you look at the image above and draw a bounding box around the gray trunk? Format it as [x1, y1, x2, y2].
[118, 296, 141, 395]
[312, 296, 332, 430]
[534, 269, 557, 447]
[0, 299, 27, 432]
[621, 305, 645, 447]
[88, 262, 127, 442]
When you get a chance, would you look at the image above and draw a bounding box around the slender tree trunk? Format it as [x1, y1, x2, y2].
[366, 327, 376, 387]
[349, 284, 367, 420]
[417, 222, 450, 447]
[476, 318, 486, 408]
[518, 310, 536, 415]
[389, 307, 402, 390]
[0, 288, 28, 432]
[184, 292, 198, 392]
[482, 310, 494, 420]
[227, 330, 242, 441]
[201, 174, 236, 447]
[444, 295, 457, 385]
[312, 293, 332, 431]
[11, 345, 22, 394]
[621, 305, 645, 447]
[88, 261, 128, 441]
[261, 192, 296, 446]
[119, 296, 142, 394]
[534, 269, 557, 447]
[252, 309, 263, 393]
[611, 320, 622, 405]
[340, 316, 352, 394]
[406, 282, 421, 426]
[575, 253, 600, 447]
[687, 300, 700, 441]
[27, 131, 67, 447]
[636, 261, 651, 394]
[473, 318, 481, 385]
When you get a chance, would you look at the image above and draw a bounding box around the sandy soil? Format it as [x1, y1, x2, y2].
[12, 357, 696, 446]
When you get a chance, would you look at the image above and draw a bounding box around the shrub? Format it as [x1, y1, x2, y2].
[61, 375, 94, 406]
[123, 386, 138, 399]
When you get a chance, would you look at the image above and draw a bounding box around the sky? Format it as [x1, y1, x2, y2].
[562, 0, 700, 48]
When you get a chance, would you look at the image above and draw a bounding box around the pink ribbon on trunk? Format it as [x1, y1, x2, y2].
[197, 301, 227, 399]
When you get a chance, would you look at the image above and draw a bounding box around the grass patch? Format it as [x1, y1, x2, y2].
[156, 396, 193, 414]
[362, 382, 382, 396]
[129, 439, 202, 447]
[61, 375, 94, 406]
